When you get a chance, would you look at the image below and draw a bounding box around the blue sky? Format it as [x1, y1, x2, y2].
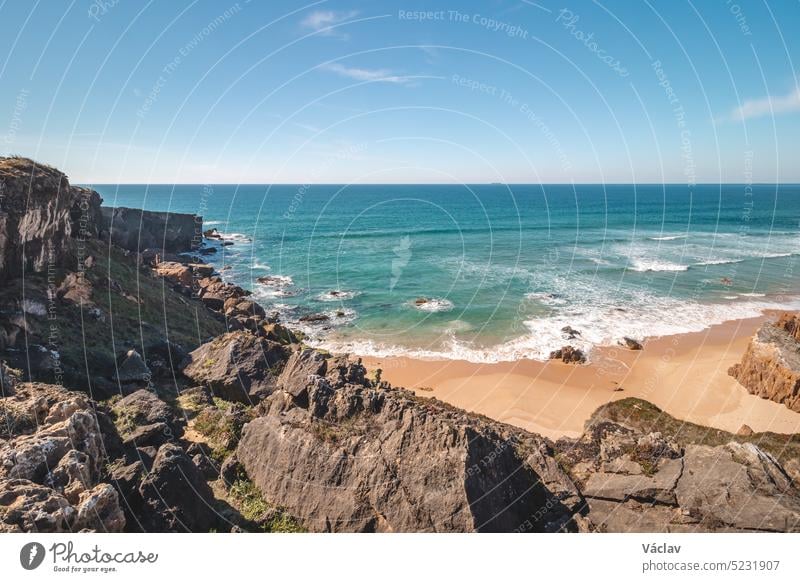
[1, 0, 798, 183]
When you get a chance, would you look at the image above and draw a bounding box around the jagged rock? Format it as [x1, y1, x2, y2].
[737, 424, 754, 436]
[101, 206, 201, 253]
[674, 442, 800, 531]
[154, 261, 194, 287]
[549, 345, 586, 364]
[0, 478, 76, 532]
[0, 409, 105, 484]
[182, 331, 290, 403]
[555, 406, 800, 532]
[561, 326, 581, 339]
[259, 322, 296, 344]
[277, 349, 328, 403]
[114, 350, 152, 385]
[237, 354, 582, 532]
[111, 389, 182, 441]
[729, 313, 800, 412]
[219, 454, 242, 488]
[138, 443, 217, 532]
[75, 483, 126, 532]
[57, 272, 93, 305]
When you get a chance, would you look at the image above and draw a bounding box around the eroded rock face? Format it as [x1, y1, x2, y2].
[0, 157, 102, 283]
[236, 351, 583, 533]
[101, 206, 202, 253]
[555, 418, 800, 532]
[729, 313, 800, 412]
[0, 382, 125, 532]
[182, 331, 290, 403]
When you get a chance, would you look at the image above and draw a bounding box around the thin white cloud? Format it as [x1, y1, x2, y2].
[301, 10, 358, 39]
[730, 88, 800, 121]
[321, 62, 412, 84]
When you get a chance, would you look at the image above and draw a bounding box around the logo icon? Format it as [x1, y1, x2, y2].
[20, 542, 46, 570]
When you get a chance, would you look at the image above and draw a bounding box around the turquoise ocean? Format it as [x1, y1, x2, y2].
[92, 183, 800, 363]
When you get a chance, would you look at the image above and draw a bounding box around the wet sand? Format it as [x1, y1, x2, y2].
[360, 312, 800, 440]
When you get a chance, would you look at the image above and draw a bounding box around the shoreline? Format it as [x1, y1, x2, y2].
[361, 310, 800, 440]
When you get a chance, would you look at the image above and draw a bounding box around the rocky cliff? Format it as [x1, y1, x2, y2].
[729, 313, 800, 412]
[0, 157, 100, 282]
[101, 206, 202, 253]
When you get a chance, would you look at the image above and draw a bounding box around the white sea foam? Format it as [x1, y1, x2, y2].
[219, 232, 252, 243]
[315, 295, 800, 364]
[204, 220, 223, 226]
[251, 262, 271, 271]
[412, 298, 454, 312]
[649, 234, 687, 241]
[316, 289, 359, 302]
[525, 292, 568, 306]
[627, 259, 688, 272]
[256, 274, 293, 287]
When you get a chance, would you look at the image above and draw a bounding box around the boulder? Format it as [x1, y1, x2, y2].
[154, 261, 193, 287]
[138, 443, 217, 532]
[182, 331, 290, 403]
[549, 345, 586, 364]
[57, 272, 93, 305]
[277, 349, 328, 403]
[729, 313, 800, 412]
[114, 350, 152, 385]
[111, 389, 182, 440]
[621, 337, 644, 350]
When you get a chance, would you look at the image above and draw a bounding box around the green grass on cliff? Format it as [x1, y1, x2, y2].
[3, 238, 225, 393]
[591, 397, 800, 467]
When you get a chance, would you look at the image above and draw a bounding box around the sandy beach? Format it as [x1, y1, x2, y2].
[361, 312, 800, 440]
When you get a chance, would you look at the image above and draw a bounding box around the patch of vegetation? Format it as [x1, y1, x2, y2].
[229, 478, 305, 533]
[0, 401, 36, 438]
[593, 397, 800, 466]
[193, 401, 252, 461]
[9, 238, 226, 393]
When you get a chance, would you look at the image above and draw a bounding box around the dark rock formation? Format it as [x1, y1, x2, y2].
[729, 312, 800, 412]
[138, 443, 217, 532]
[621, 337, 643, 350]
[101, 206, 202, 253]
[236, 351, 583, 532]
[182, 331, 290, 403]
[0, 157, 102, 283]
[549, 345, 587, 364]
